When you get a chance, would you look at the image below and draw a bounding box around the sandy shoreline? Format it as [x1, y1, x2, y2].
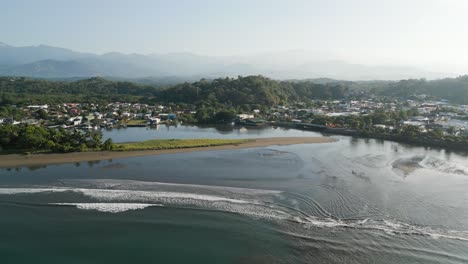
[0, 137, 336, 168]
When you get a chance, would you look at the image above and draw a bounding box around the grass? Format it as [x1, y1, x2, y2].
[124, 120, 147, 126]
[113, 138, 251, 151]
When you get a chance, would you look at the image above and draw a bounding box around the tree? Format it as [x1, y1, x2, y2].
[102, 138, 115, 150]
[19, 125, 50, 149]
[400, 125, 421, 138]
[214, 110, 236, 123]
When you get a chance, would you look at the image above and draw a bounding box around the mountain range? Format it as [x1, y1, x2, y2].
[0, 42, 451, 81]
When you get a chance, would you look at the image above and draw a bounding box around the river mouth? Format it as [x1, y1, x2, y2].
[0, 127, 467, 264]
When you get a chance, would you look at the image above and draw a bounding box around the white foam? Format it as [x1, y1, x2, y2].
[0, 188, 71, 195]
[0, 188, 250, 204]
[52, 203, 162, 213]
[61, 179, 282, 195]
[0, 187, 292, 221]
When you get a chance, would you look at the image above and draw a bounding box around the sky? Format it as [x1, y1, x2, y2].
[2, 0, 468, 73]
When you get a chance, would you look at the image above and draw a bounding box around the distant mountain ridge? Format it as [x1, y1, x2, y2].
[0, 42, 451, 80]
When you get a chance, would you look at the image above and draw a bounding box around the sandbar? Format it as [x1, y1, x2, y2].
[0, 137, 336, 168]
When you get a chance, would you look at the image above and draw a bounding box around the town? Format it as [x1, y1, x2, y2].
[1, 95, 467, 138]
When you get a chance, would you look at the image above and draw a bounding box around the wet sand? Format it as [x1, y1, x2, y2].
[0, 137, 336, 168]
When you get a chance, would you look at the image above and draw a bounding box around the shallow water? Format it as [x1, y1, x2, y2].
[1, 127, 467, 263]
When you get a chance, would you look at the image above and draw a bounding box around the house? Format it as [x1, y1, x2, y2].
[409, 116, 430, 125]
[168, 114, 176, 120]
[402, 120, 426, 127]
[148, 117, 161, 126]
[69, 108, 80, 115]
[68, 116, 83, 126]
[237, 114, 255, 120]
[121, 112, 132, 118]
[158, 113, 176, 120]
[27, 104, 48, 110]
[93, 112, 103, 119]
[374, 124, 394, 130]
[419, 103, 438, 113]
[135, 113, 145, 119]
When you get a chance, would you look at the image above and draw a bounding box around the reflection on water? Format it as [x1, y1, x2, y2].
[102, 125, 323, 142]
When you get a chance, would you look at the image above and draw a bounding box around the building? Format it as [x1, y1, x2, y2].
[237, 114, 255, 120]
[27, 104, 48, 110]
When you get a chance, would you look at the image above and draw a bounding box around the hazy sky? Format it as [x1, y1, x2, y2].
[2, 0, 468, 73]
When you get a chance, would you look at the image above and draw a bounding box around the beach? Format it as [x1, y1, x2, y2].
[0, 137, 336, 168]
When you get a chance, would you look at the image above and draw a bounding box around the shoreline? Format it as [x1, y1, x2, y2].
[0, 137, 336, 168]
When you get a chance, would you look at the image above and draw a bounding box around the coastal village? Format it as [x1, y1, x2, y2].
[1, 95, 468, 137]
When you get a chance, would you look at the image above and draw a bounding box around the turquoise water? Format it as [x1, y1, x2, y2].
[1, 126, 468, 263]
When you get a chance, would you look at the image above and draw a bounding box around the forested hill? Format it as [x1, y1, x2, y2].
[0, 77, 161, 104]
[156, 76, 348, 106]
[0, 77, 158, 96]
[0, 76, 348, 106]
[2, 75, 468, 106]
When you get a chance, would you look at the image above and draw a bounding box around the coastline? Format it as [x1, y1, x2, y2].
[0, 137, 336, 168]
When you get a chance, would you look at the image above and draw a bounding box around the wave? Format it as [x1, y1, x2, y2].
[0, 187, 292, 221]
[292, 216, 468, 242]
[1, 187, 467, 242]
[0, 188, 251, 204]
[51, 203, 162, 213]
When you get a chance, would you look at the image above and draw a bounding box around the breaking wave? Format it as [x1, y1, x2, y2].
[52, 203, 163, 213]
[0, 188, 251, 204]
[0, 186, 467, 241]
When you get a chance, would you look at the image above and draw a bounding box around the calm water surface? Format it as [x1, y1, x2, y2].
[102, 124, 323, 142]
[1, 126, 467, 263]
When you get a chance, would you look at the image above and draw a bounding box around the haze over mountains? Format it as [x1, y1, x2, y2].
[0, 42, 450, 81]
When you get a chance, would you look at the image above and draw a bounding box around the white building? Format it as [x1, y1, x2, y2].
[237, 114, 255, 120]
[27, 104, 48, 110]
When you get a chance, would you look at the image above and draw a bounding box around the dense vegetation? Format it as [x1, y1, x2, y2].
[0, 76, 348, 107]
[372, 76, 468, 104]
[0, 124, 249, 154]
[0, 124, 114, 153]
[2, 75, 468, 107]
[157, 76, 348, 106]
[0, 77, 161, 105]
[290, 76, 468, 104]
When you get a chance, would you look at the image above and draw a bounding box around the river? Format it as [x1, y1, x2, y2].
[0, 125, 467, 263]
